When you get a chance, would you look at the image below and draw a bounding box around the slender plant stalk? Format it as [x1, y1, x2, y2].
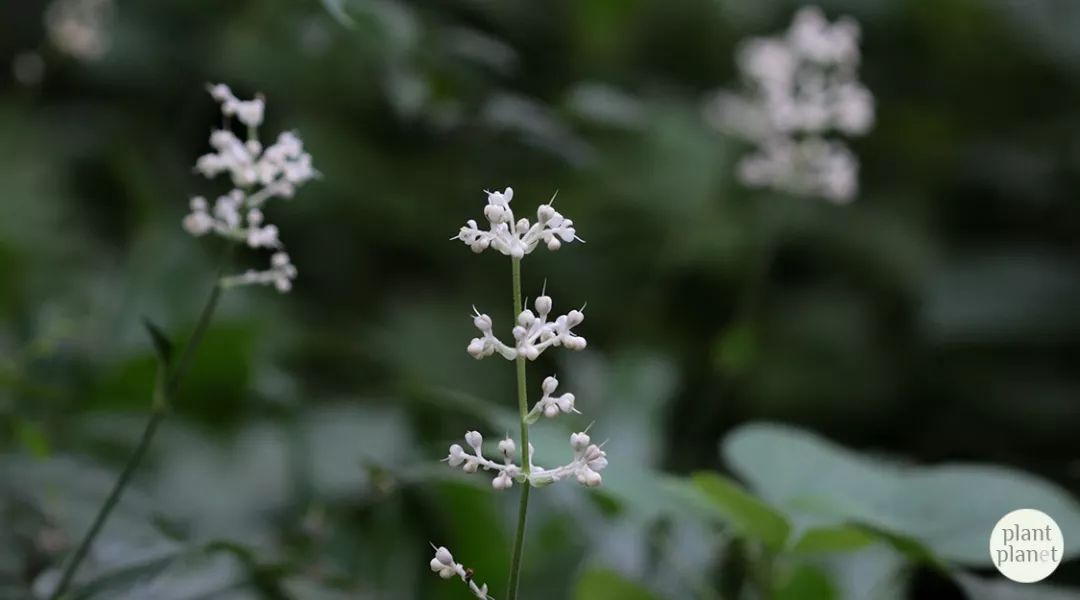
[48, 274, 226, 600]
[506, 257, 530, 600]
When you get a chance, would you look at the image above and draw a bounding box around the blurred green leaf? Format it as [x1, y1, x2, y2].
[713, 320, 758, 376]
[320, 0, 356, 29]
[691, 471, 790, 551]
[723, 423, 1080, 566]
[574, 568, 658, 600]
[14, 419, 51, 458]
[140, 317, 174, 369]
[791, 525, 876, 554]
[953, 572, 1080, 600]
[775, 564, 837, 600]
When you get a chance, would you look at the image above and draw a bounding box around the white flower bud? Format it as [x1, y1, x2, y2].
[566, 336, 587, 351]
[578, 466, 602, 487]
[235, 98, 265, 128]
[567, 310, 584, 326]
[473, 314, 492, 331]
[544, 404, 559, 418]
[542, 376, 558, 395]
[524, 346, 539, 361]
[517, 310, 535, 326]
[547, 237, 561, 251]
[464, 431, 483, 451]
[435, 546, 454, 566]
[570, 432, 590, 451]
[462, 459, 478, 473]
[535, 295, 552, 315]
[447, 444, 465, 467]
[430, 558, 444, 572]
[484, 203, 506, 224]
[467, 338, 486, 358]
[498, 437, 516, 458]
[537, 204, 555, 223]
[492, 471, 513, 490]
[208, 83, 234, 102]
[557, 393, 575, 412]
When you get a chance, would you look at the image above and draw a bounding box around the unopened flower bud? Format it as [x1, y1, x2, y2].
[473, 314, 492, 331]
[465, 431, 483, 451]
[535, 295, 552, 315]
[498, 437, 516, 458]
[447, 444, 465, 466]
[435, 546, 454, 566]
[557, 393, 575, 412]
[542, 376, 559, 395]
[492, 472, 513, 490]
[467, 338, 486, 358]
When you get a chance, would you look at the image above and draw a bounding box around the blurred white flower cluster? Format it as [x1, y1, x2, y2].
[429, 546, 491, 599]
[45, 0, 113, 62]
[182, 84, 316, 293]
[454, 188, 581, 257]
[467, 294, 587, 361]
[705, 6, 874, 203]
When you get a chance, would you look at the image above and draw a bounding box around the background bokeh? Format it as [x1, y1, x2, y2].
[2, 0, 1080, 598]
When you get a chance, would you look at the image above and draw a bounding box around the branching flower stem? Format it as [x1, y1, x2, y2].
[47, 253, 230, 600]
[507, 257, 530, 600]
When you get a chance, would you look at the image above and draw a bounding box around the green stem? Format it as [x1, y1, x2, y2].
[48, 275, 226, 600]
[507, 258, 530, 600]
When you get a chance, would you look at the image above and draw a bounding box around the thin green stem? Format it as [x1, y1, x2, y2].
[48, 269, 227, 599]
[507, 258, 530, 600]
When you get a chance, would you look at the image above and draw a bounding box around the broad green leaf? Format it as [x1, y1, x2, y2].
[691, 471, 790, 551]
[791, 525, 877, 554]
[574, 569, 659, 600]
[775, 564, 837, 600]
[723, 423, 1080, 566]
[954, 572, 1080, 600]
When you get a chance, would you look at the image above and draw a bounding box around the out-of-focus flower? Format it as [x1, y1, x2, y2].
[183, 84, 316, 293]
[705, 6, 874, 203]
[45, 0, 114, 61]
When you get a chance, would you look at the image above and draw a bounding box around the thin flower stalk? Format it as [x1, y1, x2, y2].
[46, 84, 315, 600]
[434, 187, 606, 600]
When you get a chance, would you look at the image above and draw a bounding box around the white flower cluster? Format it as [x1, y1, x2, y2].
[445, 426, 608, 489]
[435, 187, 606, 597]
[429, 546, 491, 599]
[467, 295, 587, 361]
[454, 188, 581, 257]
[705, 6, 874, 203]
[182, 84, 317, 293]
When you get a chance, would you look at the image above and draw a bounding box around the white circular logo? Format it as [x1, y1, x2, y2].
[990, 508, 1064, 583]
